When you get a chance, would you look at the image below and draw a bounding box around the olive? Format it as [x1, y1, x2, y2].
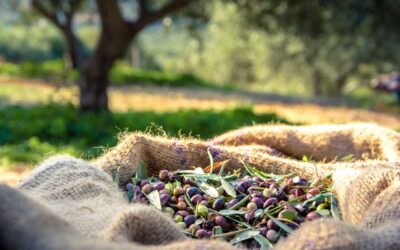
[126, 183, 134, 191]
[244, 211, 254, 221]
[196, 204, 208, 218]
[196, 229, 210, 239]
[238, 180, 251, 190]
[253, 177, 263, 182]
[168, 172, 177, 181]
[290, 188, 305, 197]
[183, 184, 192, 192]
[176, 210, 189, 218]
[251, 197, 263, 209]
[227, 199, 238, 208]
[305, 211, 321, 221]
[212, 198, 225, 210]
[190, 194, 203, 204]
[174, 215, 183, 223]
[263, 197, 278, 208]
[275, 191, 288, 201]
[159, 189, 169, 195]
[203, 220, 216, 230]
[263, 188, 274, 198]
[247, 202, 258, 211]
[140, 180, 150, 187]
[176, 201, 187, 210]
[165, 183, 174, 195]
[266, 229, 279, 242]
[154, 182, 165, 191]
[267, 219, 278, 231]
[184, 215, 196, 227]
[142, 184, 153, 194]
[160, 193, 170, 205]
[162, 207, 175, 217]
[178, 195, 185, 202]
[173, 187, 185, 197]
[200, 200, 209, 207]
[294, 204, 309, 216]
[176, 222, 187, 230]
[187, 187, 201, 197]
[308, 187, 320, 196]
[159, 170, 169, 181]
[214, 215, 229, 228]
[260, 226, 268, 237]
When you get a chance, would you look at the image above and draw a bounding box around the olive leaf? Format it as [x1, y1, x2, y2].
[199, 182, 219, 198]
[266, 213, 294, 234]
[144, 190, 162, 210]
[303, 193, 334, 205]
[317, 209, 331, 217]
[219, 209, 246, 216]
[229, 195, 251, 210]
[220, 176, 237, 197]
[213, 226, 223, 236]
[253, 234, 273, 250]
[230, 230, 260, 245]
[135, 161, 148, 180]
[254, 209, 264, 218]
[330, 196, 341, 220]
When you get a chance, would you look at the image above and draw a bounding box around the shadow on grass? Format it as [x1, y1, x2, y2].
[0, 103, 289, 167]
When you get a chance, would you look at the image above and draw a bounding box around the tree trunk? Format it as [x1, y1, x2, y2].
[312, 71, 323, 96]
[79, 28, 133, 112]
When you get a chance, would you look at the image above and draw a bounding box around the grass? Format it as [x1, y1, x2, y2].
[0, 104, 287, 168]
[0, 60, 232, 90]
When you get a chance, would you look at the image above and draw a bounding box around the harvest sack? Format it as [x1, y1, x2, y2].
[6, 123, 400, 249]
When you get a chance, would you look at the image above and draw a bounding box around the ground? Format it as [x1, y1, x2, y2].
[1, 77, 399, 185]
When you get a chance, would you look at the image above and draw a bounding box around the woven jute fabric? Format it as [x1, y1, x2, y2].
[8, 123, 400, 249]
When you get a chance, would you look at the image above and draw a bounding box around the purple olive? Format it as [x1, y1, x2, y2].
[142, 184, 153, 194]
[200, 200, 209, 207]
[184, 215, 196, 227]
[178, 195, 185, 202]
[176, 210, 189, 218]
[168, 172, 177, 181]
[251, 197, 264, 209]
[159, 189, 169, 195]
[196, 229, 210, 239]
[140, 180, 150, 187]
[238, 181, 251, 190]
[305, 211, 321, 221]
[203, 220, 216, 230]
[214, 215, 229, 228]
[159, 170, 169, 181]
[267, 219, 278, 230]
[227, 199, 238, 208]
[308, 187, 320, 196]
[186, 187, 201, 197]
[263, 197, 278, 208]
[260, 227, 268, 237]
[154, 182, 165, 191]
[290, 188, 305, 197]
[275, 191, 288, 201]
[190, 194, 203, 204]
[212, 198, 225, 210]
[126, 183, 134, 191]
[266, 229, 279, 242]
[244, 211, 254, 221]
[160, 193, 170, 205]
[294, 204, 309, 216]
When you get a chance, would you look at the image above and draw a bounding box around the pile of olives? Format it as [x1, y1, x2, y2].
[124, 162, 339, 248]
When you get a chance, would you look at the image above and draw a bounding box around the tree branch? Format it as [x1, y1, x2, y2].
[130, 0, 192, 30]
[32, 0, 62, 28]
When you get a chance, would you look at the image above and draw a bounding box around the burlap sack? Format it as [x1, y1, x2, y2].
[15, 123, 400, 249]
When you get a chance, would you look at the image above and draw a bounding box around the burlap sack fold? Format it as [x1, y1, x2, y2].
[18, 123, 400, 249]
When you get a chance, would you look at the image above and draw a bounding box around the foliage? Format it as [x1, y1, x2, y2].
[0, 104, 288, 166]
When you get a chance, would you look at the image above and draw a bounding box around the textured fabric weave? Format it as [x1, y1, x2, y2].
[10, 123, 400, 249]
